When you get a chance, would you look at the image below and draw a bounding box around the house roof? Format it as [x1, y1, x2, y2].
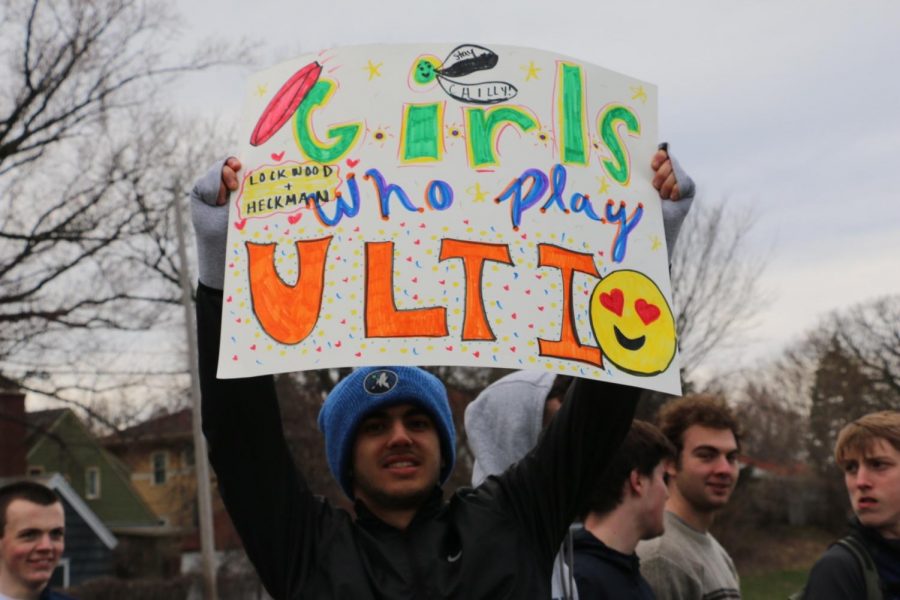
[102, 408, 193, 448]
[739, 454, 810, 478]
[0, 473, 117, 549]
[25, 409, 162, 528]
[24, 409, 67, 446]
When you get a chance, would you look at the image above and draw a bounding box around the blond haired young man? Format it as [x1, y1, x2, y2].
[803, 411, 900, 599]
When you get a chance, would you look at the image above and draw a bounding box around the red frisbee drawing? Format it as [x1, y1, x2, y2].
[250, 61, 322, 146]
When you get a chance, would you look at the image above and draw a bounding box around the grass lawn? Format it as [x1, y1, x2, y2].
[741, 569, 809, 600]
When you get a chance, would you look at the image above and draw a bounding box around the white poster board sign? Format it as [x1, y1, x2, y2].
[218, 43, 681, 395]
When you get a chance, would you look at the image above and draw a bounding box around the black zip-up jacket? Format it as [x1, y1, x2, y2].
[197, 283, 638, 599]
[803, 518, 900, 600]
[573, 528, 656, 599]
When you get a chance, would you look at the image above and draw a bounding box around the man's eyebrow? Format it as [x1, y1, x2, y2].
[17, 528, 42, 536]
[864, 454, 895, 462]
[692, 444, 737, 454]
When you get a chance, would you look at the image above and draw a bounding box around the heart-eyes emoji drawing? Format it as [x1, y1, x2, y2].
[589, 270, 676, 376]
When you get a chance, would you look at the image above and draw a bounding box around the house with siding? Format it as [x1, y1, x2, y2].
[101, 408, 244, 559]
[25, 408, 161, 531]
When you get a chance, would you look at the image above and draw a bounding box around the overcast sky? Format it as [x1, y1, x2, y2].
[169, 0, 900, 375]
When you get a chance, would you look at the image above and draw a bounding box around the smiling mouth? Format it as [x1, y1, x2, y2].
[614, 326, 646, 351]
[383, 455, 420, 470]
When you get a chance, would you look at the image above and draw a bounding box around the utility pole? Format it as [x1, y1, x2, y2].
[174, 194, 218, 600]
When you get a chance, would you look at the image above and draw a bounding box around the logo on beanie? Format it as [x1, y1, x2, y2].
[364, 369, 398, 395]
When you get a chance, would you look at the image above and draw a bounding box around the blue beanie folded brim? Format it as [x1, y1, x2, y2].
[317, 366, 456, 498]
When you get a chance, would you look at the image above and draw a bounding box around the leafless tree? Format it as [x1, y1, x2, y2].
[0, 0, 243, 420]
[829, 294, 900, 395]
[669, 199, 768, 382]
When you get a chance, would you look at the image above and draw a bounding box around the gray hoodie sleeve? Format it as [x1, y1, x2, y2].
[191, 159, 229, 290]
[659, 143, 696, 261]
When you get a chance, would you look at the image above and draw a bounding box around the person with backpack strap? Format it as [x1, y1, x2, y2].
[800, 411, 900, 600]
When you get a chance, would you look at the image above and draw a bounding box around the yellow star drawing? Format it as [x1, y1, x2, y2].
[256, 84, 268, 97]
[630, 85, 648, 103]
[521, 61, 541, 81]
[650, 235, 662, 251]
[364, 59, 383, 80]
[596, 176, 610, 195]
[467, 182, 488, 202]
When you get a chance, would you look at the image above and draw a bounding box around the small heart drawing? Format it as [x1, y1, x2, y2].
[503, 284, 510, 291]
[232, 355, 238, 361]
[335, 341, 342, 348]
[226, 296, 233, 303]
[288, 213, 302, 224]
[472, 351, 480, 358]
[510, 346, 517, 352]
[538, 306, 545, 311]
[250, 345, 256, 350]
[340, 319, 346, 324]
[411, 277, 418, 283]
[234, 219, 247, 231]
[355, 352, 362, 357]
[346, 158, 360, 168]
[600, 289, 625, 317]
[271, 151, 285, 161]
[316, 346, 323, 352]
[635, 299, 661, 325]
[445, 345, 454, 351]
[511, 312, 517, 319]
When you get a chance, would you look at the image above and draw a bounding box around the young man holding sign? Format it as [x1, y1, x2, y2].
[191, 147, 693, 599]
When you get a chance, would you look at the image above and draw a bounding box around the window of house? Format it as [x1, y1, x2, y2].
[183, 446, 195, 468]
[152, 452, 168, 485]
[85, 467, 101, 499]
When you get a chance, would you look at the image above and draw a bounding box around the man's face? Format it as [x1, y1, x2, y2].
[352, 403, 442, 513]
[671, 425, 739, 513]
[638, 461, 670, 540]
[842, 439, 900, 539]
[0, 500, 65, 596]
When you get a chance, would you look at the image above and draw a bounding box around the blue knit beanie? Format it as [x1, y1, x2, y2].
[317, 366, 456, 498]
